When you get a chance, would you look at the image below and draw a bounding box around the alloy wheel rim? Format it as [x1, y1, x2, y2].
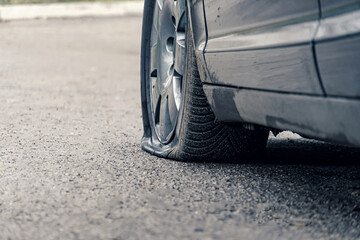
[149, 0, 186, 144]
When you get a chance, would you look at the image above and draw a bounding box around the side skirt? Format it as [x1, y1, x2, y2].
[203, 84, 360, 147]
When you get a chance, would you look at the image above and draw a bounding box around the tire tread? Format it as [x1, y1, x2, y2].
[169, 34, 269, 161]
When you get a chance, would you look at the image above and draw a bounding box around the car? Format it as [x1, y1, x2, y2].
[140, 0, 360, 161]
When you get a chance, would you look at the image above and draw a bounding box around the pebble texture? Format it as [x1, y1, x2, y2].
[0, 17, 359, 240]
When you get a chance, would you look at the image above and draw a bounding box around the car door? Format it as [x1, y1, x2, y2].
[202, 0, 324, 95]
[314, 0, 360, 97]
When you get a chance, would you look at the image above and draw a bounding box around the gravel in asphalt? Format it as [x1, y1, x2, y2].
[0, 17, 359, 240]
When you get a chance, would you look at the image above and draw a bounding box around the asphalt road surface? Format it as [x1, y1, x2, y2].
[0, 16, 360, 240]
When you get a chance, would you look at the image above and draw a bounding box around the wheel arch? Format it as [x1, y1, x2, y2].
[186, 0, 210, 85]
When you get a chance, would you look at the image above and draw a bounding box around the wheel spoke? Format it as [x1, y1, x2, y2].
[151, 76, 161, 122]
[150, 24, 158, 47]
[174, 0, 186, 30]
[167, 75, 181, 126]
[158, 94, 174, 140]
[172, 73, 182, 110]
[150, 43, 159, 75]
[153, 0, 163, 33]
[174, 32, 185, 76]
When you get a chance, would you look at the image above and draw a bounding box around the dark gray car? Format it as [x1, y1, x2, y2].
[140, 0, 360, 161]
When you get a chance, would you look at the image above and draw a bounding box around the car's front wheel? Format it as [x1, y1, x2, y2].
[140, 0, 269, 161]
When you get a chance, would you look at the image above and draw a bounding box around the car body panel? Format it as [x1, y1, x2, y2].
[316, 35, 360, 97]
[320, 0, 360, 17]
[315, 8, 360, 40]
[188, 0, 207, 52]
[184, 0, 360, 147]
[205, 21, 319, 52]
[314, 4, 360, 97]
[203, 84, 360, 147]
[201, 0, 324, 95]
[204, 45, 323, 94]
[204, 0, 319, 51]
